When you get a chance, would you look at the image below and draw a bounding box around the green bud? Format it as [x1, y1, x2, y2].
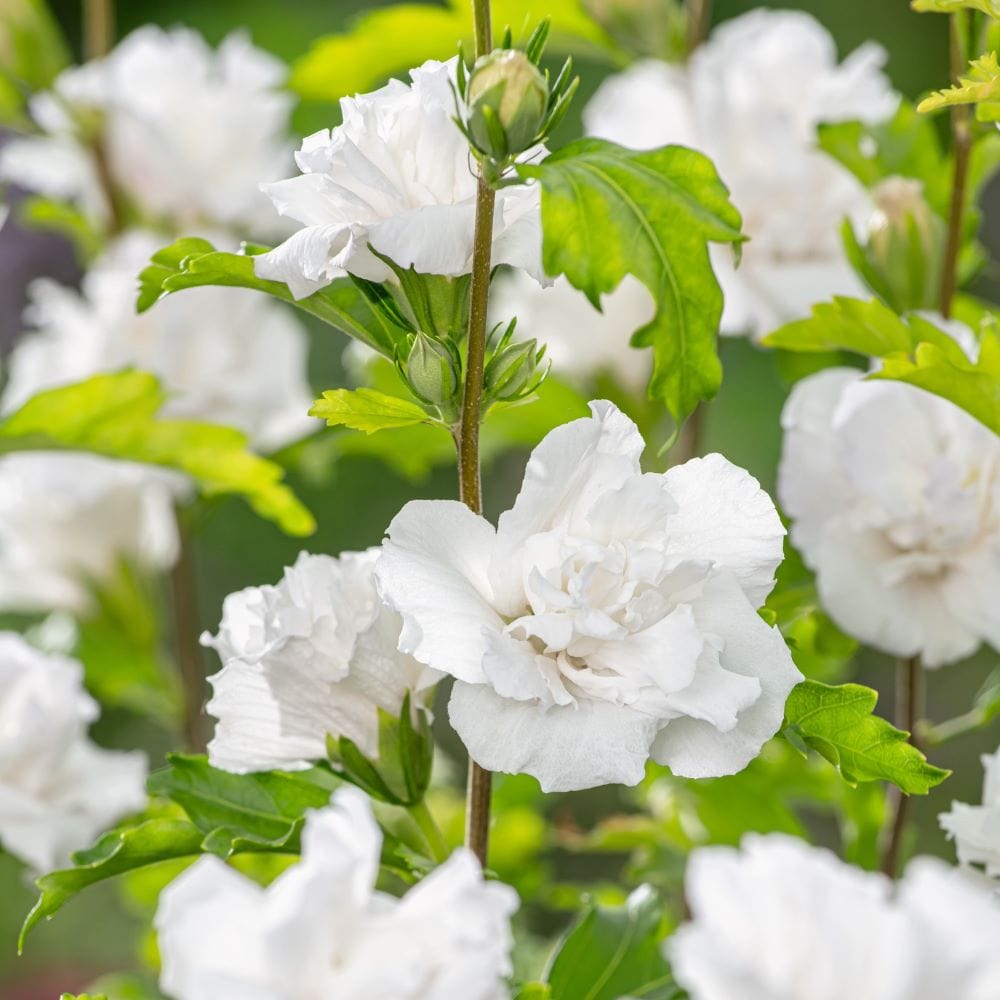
[860, 175, 945, 311]
[484, 338, 541, 402]
[405, 333, 460, 408]
[467, 49, 548, 159]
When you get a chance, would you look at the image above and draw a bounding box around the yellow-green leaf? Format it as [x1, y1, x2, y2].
[918, 53, 1000, 123]
[912, 0, 1000, 16]
[0, 371, 316, 536]
[310, 388, 430, 433]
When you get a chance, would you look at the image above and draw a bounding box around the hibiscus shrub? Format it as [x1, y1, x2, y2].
[2, 0, 1000, 998]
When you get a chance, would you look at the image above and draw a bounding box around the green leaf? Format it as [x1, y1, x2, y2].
[290, 0, 622, 102]
[919, 53, 1000, 123]
[516, 986, 553, 1000]
[20, 818, 205, 951]
[60, 995, 108, 1000]
[138, 239, 410, 358]
[147, 753, 339, 857]
[310, 388, 430, 433]
[912, 0, 1000, 17]
[0, 371, 315, 537]
[763, 297, 918, 355]
[783, 680, 950, 794]
[518, 139, 744, 425]
[871, 329, 1000, 436]
[546, 886, 684, 1000]
[19, 195, 103, 261]
[0, 0, 71, 92]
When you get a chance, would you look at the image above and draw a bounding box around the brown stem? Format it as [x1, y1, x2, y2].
[83, 0, 114, 60]
[940, 12, 973, 319]
[458, 0, 497, 870]
[169, 509, 208, 751]
[880, 655, 922, 878]
[687, 0, 712, 54]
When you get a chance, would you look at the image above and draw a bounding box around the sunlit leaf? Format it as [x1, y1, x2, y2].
[518, 139, 745, 426]
[546, 886, 684, 1000]
[783, 681, 950, 794]
[0, 371, 316, 536]
[912, 0, 1000, 17]
[291, 0, 622, 102]
[311, 388, 431, 433]
[918, 52, 1000, 123]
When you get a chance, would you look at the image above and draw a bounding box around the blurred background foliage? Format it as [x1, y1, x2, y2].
[1, 0, 998, 996]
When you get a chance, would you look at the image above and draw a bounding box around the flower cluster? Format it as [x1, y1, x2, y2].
[1, 26, 293, 236]
[670, 834, 1000, 1000]
[155, 786, 518, 1000]
[777, 328, 1000, 667]
[204, 550, 438, 774]
[377, 401, 801, 791]
[254, 57, 545, 298]
[0, 632, 147, 872]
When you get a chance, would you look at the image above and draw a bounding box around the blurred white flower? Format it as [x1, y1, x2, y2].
[0, 453, 178, 614]
[777, 338, 1000, 667]
[584, 9, 897, 338]
[204, 550, 438, 774]
[2, 232, 316, 451]
[670, 835, 1000, 1000]
[0, 26, 293, 236]
[377, 400, 801, 792]
[155, 785, 517, 1000]
[489, 271, 655, 394]
[940, 746, 1000, 878]
[0, 632, 147, 872]
[254, 58, 545, 298]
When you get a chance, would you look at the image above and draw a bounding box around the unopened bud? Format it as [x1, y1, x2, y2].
[484, 338, 540, 402]
[406, 334, 459, 408]
[868, 177, 934, 263]
[468, 50, 548, 159]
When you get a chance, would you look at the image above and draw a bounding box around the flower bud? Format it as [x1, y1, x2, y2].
[484, 338, 541, 402]
[467, 50, 548, 159]
[405, 333, 460, 408]
[860, 175, 945, 311]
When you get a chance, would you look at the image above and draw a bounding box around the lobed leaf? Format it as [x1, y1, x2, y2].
[0, 371, 316, 536]
[763, 296, 919, 355]
[918, 53, 1000, 122]
[518, 139, 745, 426]
[290, 0, 622, 102]
[546, 886, 684, 1000]
[783, 681, 950, 795]
[310, 388, 430, 433]
[912, 0, 1000, 16]
[138, 239, 410, 358]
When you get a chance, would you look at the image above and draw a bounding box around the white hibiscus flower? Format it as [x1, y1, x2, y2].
[2, 232, 316, 451]
[0, 632, 147, 872]
[377, 400, 801, 792]
[0, 26, 293, 236]
[584, 9, 897, 338]
[253, 58, 545, 298]
[669, 834, 1000, 1000]
[204, 550, 439, 774]
[777, 335, 1000, 667]
[155, 785, 518, 1000]
[940, 746, 1000, 878]
[0, 453, 178, 614]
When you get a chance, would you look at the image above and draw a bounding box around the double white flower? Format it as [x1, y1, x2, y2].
[204, 550, 438, 773]
[1, 26, 293, 236]
[377, 401, 801, 792]
[670, 834, 1000, 1000]
[778, 341, 1000, 667]
[0, 632, 147, 872]
[254, 58, 545, 298]
[155, 786, 518, 1000]
[2, 232, 316, 452]
[940, 746, 1000, 879]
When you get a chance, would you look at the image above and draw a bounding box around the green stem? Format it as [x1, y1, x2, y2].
[408, 799, 449, 863]
[919, 707, 990, 746]
[939, 11, 973, 319]
[458, 0, 497, 870]
[83, 0, 114, 59]
[880, 655, 923, 878]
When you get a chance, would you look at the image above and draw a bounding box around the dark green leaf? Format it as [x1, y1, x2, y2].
[0, 371, 315, 536]
[783, 681, 951, 794]
[546, 886, 684, 1000]
[518, 139, 744, 425]
[147, 754, 339, 856]
[138, 239, 410, 358]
